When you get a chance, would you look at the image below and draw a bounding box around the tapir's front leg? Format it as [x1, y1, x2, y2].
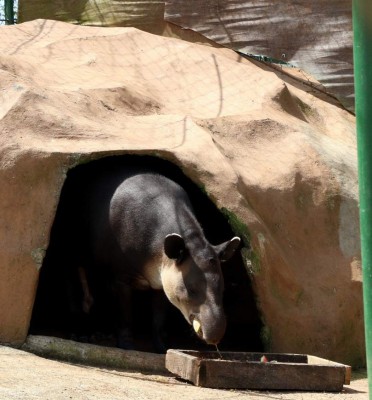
[113, 281, 135, 350]
[152, 290, 169, 353]
[65, 266, 94, 342]
[78, 267, 94, 314]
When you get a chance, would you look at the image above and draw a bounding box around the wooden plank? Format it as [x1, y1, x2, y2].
[179, 350, 308, 364]
[165, 350, 201, 386]
[308, 355, 352, 385]
[165, 350, 350, 391]
[201, 360, 345, 391]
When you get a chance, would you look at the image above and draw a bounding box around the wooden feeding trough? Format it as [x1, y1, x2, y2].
[166, 350, 351, 391]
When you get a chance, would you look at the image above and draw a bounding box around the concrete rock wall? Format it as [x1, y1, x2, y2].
[0, 20, 363, 366]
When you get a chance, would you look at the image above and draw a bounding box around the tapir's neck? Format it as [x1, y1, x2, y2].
[145, 204, 209, 290]
[178, 205, 208, 250]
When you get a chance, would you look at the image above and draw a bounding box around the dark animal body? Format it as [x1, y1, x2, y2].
[53, 165, 240, 351]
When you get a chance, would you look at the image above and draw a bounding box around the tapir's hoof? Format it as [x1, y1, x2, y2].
[70, 333, 91, 344]
[117, 339, 135, 350]
[117, 329, 135, 350]
[152, 331, 169, 354]
[153, 340, 168, 354]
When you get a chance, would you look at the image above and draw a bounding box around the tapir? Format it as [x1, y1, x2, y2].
[67, 166, 240, 351]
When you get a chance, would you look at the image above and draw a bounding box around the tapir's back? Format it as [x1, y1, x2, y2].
[80, 168, 194, 278]
[110, 171, 193, 253]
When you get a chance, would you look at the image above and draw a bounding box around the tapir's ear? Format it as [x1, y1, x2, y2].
[216, 237, 241, 262]
[164, 233, 186, 260]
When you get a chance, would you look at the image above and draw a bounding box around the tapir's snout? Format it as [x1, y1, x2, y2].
[162, 234, 240, 347]
[191, 306, 226, 345]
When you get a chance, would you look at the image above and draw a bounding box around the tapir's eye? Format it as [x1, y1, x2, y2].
[209, 258, 217, 267]
[176, 249, 188, 265]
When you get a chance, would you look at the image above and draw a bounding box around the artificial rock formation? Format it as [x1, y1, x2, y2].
[0, 19, 363, 366]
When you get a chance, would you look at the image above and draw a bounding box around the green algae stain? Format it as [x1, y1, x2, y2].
[220, 208, 251, 246]
[260, 325, 272, 351]
[220, 208, 262, 276]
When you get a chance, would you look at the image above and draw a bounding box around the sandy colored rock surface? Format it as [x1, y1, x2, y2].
[0, 346, 368, 400]
[0, 19, 362, 367]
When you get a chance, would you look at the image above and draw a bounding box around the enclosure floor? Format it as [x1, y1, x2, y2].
[0, 346, 368, 400]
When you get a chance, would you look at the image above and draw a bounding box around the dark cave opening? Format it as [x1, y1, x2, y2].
[29, 155, 263, 353]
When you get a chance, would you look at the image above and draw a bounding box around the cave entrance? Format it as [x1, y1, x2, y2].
[29, 155, 263, 353]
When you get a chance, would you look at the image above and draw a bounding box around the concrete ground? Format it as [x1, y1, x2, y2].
[0, 345, 368, 400]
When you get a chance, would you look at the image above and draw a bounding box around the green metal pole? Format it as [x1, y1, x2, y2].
[353, 0, 372, 396]
[4, 0, 14, 25]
